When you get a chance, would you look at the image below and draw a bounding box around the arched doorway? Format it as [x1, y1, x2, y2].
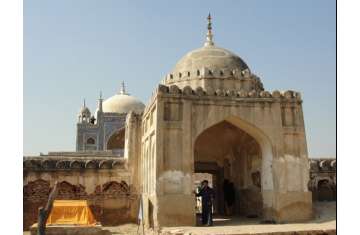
[317, 179, 335, 201]
[107, 129, 125, 154]
[194, 120, 263, 217]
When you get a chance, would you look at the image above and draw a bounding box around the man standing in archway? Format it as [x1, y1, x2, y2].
[224, 180, 235, 216]
[195, 180, 215, 226]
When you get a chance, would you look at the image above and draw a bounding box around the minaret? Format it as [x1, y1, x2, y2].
[204, 13, 214, 47]
[78, 99, 91, 123]
[96, 91, 104, 150]
[96, 91, 103, 124]
[98, 91, 103, 113]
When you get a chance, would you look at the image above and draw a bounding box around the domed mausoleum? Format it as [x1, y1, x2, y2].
[23, 14, 319, 230]
[162, 16, 263, 92]
[102, 87, 145, 114]
[142, 14, 312, 227]
[75, 82, 145, 152]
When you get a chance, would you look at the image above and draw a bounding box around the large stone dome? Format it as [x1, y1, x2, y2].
[162, 14, 263, 92]
[171, 45, 249, 76]
[103, 92, 145, 115]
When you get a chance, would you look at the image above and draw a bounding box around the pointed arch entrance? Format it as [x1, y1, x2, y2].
[193, 116, 274, 219]
[107, 128, 125, 154]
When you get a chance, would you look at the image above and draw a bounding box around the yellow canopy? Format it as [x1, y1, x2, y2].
[46, 200, 96, 225]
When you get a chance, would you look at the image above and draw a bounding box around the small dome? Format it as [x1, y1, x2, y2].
[166, 14, 251, 85]
[79, 104, 91, 117]
[103, 93, 145, 114]
[171, 45, 249, 75]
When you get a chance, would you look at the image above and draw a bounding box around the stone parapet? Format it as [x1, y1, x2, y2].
[23, 156, 126, 171]
[45, 150, 122, 157]
[310, 158, 336, 173]
[156, 84, 301, 101]
[144, 84, 302, 115]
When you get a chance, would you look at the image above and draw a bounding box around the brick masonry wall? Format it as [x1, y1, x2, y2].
[23, 179, 139, 230]
[309, 159, 336, 202]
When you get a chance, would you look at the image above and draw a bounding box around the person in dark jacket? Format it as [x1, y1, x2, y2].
[223, 179, 236, 215]
[195, 180, 215, 226]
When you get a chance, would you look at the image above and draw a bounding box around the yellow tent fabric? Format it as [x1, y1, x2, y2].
[46, 200, 96, 225]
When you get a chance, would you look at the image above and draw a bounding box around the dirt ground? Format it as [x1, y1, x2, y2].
[23, 202, 336, 235]
[161, 201, 336, 235]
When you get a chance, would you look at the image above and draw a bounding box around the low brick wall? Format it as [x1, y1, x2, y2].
[23, 179, 139, 230]
[23, 156, 139, 231]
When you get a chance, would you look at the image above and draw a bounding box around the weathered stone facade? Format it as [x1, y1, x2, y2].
[140, 84, 311, 228]
[23, 152, 139, 230]
[309, 158, 336, 202]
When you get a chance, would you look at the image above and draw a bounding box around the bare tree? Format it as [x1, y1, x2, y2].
[37, 181, 59, 235]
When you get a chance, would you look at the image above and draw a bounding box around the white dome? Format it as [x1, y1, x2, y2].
[102, 93, 145, 115]
[79, 106, 91, 117]
[171, 45, 249, 75]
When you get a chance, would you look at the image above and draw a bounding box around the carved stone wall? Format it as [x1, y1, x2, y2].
[141, 84, 311, 228]
[309, 158, 336, 201]
[23, 156, 139, 230]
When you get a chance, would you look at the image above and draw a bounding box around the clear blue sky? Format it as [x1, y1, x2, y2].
[24, 0, 336, 157]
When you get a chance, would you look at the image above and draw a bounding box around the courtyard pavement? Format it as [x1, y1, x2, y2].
[23, 202, 336, 235]
[160, 201, 336, 235]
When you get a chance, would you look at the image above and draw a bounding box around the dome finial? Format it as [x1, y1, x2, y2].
[119, 81, 127, 95]
[204, 13, 214, 47]
[83, 99, 86, 107]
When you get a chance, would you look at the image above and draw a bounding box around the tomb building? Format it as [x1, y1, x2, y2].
[24, 14, 329, 230]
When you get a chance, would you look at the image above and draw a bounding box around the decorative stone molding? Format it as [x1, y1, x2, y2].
[295, 92, 302, 101]
[164, 67, 253, 82]
[41, 160, 53, 168]
[310, 158, 336, 171]
[248, 90, 257, 98]
[330, 160, 336, 168]
[215, 89, 225, 96]
[272, 90, 281, 98]
[85, 160, 97, 169]
[226, 90, 236, 97]
[238, 90, 248, 98]
[99, 160, 113, 169]
[169, 85, 181, 94]
[284, 90, 295, 99]
[112, 160, 123, 169]
[157, 84, 169, 94]
[23, 156, 126, 171]
[56, 160, 69, 169]
[195, 87, 206, 96]
[260, 91, 271, 98]
[151, 84, 302, 102]
[309, 158, 336, 193]
[69, 160, 83, 169]
[182, 86, 193, 95]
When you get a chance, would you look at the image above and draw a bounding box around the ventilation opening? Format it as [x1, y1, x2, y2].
[86, 138, 95, 144]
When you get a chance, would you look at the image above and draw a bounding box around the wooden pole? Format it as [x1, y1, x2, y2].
[37, 181, 59, 235]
